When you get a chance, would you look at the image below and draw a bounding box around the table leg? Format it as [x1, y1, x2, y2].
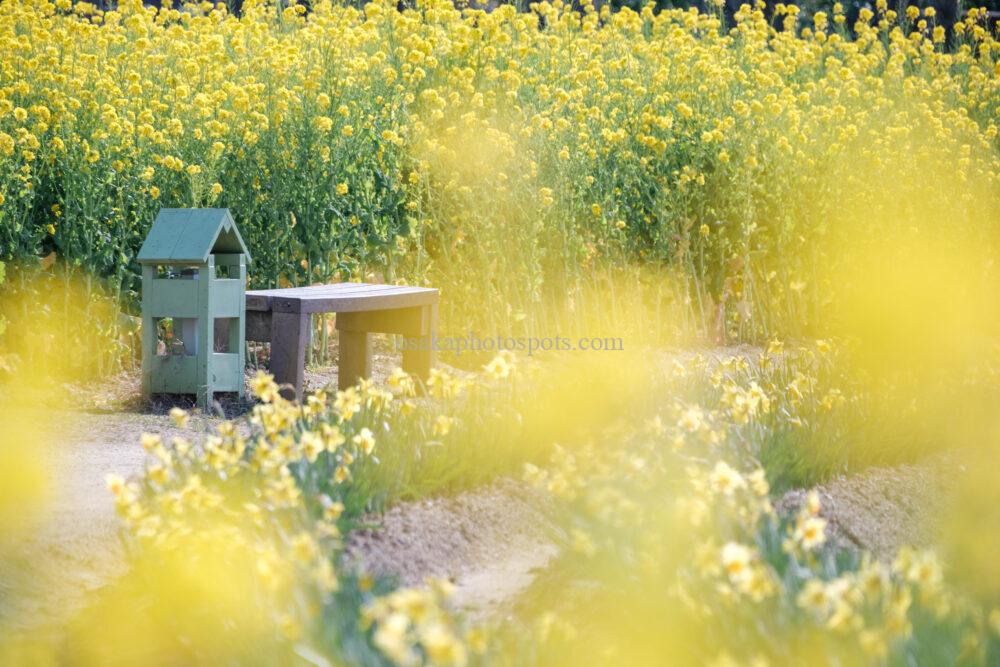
[339, 329, 372, 391]
[271, 311, 310, 400]
[402, 304, 437, 389]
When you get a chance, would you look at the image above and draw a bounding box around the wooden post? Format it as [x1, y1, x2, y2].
[236, 255, 247, 399]
[140, 264, 156, 401]
[271, 311, 310, 400]
[338, 330, 372, 390]
[196, 256, 214, 410]
[401, 303, 437, 386]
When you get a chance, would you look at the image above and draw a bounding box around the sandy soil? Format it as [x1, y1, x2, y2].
[0, 411, 200, 634]
[346, 479, 561, 620]
[776, 458, 957, 560]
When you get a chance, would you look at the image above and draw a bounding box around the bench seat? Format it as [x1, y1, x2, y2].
[246, 283, 438, 398]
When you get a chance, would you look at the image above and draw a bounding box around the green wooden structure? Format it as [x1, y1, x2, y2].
[138, 208, 250, 408]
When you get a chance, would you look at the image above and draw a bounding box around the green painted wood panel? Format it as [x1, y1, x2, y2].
[213, 253, 244, 265]
[147, 279, 200, 318]
[150, 355, 199, 393]
[211, 353, 241, 392]
[211, 280, 245, 318]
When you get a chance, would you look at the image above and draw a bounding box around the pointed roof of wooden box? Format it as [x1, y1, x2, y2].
[137, 208, 251, 265]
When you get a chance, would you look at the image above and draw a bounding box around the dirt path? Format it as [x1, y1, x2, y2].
[0, 346, 435, 635]
[347, 458, 958, 622]
[0, 411, 207, 634]
[776, 457, 956, 560]
[346, 479, 561, 620]
[5, 410, 956, 634]
[1, 407, 561, 634]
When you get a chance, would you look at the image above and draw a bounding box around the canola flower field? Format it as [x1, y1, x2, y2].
[0, 0, 998, 371]
[1, 0, 1000, 664]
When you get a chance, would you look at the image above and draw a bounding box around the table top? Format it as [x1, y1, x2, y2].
[246, 282, 438, 314]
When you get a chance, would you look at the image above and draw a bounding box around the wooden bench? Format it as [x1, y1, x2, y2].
[245, 283, 438, 398]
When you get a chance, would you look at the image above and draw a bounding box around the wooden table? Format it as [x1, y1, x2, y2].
[245, 283, 438, 398]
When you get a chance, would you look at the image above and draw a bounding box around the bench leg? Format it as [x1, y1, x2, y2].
[339, 330, 372, 391]
[271, 312, 310, 401]
[402, 304, 437, 388]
